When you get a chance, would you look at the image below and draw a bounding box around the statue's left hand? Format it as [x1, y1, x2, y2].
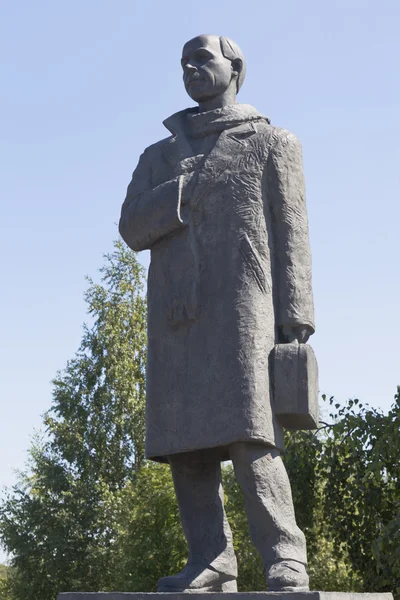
[278, 325, 313, 344]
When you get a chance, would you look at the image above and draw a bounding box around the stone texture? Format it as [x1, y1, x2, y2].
[117, 33, 319, 593]
[272, 342, 319, 430]
[163, 444, 307, 586]
[57, 593, 394, 600]
[121, 102, 314, 461]
[120, 78, 316, 464]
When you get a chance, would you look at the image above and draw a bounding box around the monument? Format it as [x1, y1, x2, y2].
[58, 34, 393, 600]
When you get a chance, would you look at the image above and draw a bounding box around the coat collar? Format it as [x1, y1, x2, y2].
[163, 103, 270, 138]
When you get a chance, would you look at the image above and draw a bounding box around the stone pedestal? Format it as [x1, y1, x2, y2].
[57, 592, 394, 600]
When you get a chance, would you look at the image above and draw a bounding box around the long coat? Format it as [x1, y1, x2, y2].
[119, 104, 315, 461]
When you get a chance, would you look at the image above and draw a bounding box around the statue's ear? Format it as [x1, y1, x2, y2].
[231, 58, 243, 78]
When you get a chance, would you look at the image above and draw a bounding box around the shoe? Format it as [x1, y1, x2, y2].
[157, 564, 237, 592]
[266, 560, 309, 591]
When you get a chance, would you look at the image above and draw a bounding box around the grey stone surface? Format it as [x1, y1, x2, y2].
[165, 445, 307, 587]
[272, 342, 319, 430]
[117, 33, 320, 592]
[119, 35, 316, 462]
[57, 593, 394, 600]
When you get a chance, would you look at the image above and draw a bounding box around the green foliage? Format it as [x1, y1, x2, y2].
[0, 240, 147, 600]
[0, 581, 11, 600]
[46, 239, 147, 481]
[284, 428, 363, 592]
[0, 565, 12, 600]
[113, 462, 186, 592]
[321, 389, 400, 597]
[283, 390, 400, 598]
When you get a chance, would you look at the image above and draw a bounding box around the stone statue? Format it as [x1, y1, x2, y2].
[119, 34, 315, 593]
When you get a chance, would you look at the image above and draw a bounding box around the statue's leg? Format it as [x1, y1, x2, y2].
[229, 442, 309, 591]
[157, 449, 237, 592]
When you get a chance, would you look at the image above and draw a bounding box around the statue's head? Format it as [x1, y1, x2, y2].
[181, 34, 246, 108]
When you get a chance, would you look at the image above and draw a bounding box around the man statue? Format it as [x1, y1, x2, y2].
[119, 34, 315, 593]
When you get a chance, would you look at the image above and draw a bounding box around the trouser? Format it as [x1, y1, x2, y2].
[168, 442, 307, 578]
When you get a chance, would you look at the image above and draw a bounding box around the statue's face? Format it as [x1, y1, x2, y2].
[181, 35, 234, 103]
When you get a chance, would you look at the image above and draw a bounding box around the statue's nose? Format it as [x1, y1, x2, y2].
[184, 64, 197, 75]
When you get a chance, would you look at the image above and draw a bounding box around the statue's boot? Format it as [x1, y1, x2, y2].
[157, 450, 237, 592]
[266, 560, 309, 591]
[229, 442, 309, 591]
[157, 564, 237, 592]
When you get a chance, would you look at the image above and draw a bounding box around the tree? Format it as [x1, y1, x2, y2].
[284, 428, 363, 592]
[0, 240, 147, 600]
[0, 564, 12, 600]
[112, 462, 186, 592]
[320, 389, 400, 597]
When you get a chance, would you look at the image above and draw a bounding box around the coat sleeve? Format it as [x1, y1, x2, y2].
[119, 148, 187, 251]
[267, 131, 315, 332]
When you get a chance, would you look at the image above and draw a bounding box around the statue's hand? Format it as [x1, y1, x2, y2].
[278, 325, 313, 344]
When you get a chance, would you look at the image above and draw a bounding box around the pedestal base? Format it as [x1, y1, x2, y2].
[57, 593, 394, 600]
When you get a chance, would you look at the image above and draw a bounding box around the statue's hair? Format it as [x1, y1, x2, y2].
[219, 36, 246, 92]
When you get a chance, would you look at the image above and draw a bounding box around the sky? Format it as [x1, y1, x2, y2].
[1, 0, 399, 561]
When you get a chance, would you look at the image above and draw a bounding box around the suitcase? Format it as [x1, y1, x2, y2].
[271, 342, 319, 430]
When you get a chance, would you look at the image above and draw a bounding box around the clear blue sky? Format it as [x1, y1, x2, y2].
[1, 0, 399, 560]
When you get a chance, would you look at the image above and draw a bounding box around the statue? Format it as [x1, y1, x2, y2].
[119, 34, 316, 593]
